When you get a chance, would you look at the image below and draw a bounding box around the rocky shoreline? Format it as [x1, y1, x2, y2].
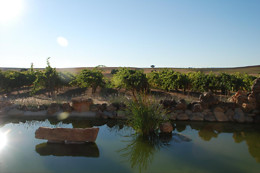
[0, 78, 260, 124]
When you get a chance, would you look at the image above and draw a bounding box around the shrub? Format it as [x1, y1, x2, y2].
[127, 95, 165, 136]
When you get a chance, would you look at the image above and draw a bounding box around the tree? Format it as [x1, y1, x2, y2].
[32, 58, 60, 97]
[73, 68, 105, 94]
[112, 68, 149, 99]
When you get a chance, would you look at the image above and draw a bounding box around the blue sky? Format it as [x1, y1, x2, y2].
[0, 0, 259, 68]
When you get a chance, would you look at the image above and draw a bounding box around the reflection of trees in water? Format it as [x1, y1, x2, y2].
[198, 125, 218, 141]
[119, 133, 192, 172]
[119, 134, 167, 173]
[189, 122, 260, 164]
[233, 131, 260, 163]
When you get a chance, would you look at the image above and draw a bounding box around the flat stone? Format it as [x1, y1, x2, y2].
[35, 127, 99, 142]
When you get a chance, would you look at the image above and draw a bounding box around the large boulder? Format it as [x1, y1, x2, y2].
[251, 78, 260, 94]
[234, 108, 246, 123]
[72, 99, 93, 112]
[214, 111, 228, 122]
[204, 112, 216, 122]
[192, 104, 202, 112]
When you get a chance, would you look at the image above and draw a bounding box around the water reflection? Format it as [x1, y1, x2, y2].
[35, 142, 99, 157]
[119, 133, 191, 172]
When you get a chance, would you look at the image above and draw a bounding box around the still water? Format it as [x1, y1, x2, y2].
[0, 117, 259, 173]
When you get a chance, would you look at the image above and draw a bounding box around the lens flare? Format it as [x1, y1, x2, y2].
[0, 0, 24, 23]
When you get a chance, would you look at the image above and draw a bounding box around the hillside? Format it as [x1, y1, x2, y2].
[1, 65, 260, 76]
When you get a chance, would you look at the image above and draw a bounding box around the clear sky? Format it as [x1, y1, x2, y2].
[0, 0, 259, 68]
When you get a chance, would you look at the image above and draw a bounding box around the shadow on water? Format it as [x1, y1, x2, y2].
[118, 133, 191, 172]
[35, 142, 99, 157]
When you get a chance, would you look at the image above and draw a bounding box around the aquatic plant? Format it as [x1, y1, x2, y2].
[127, 94, 165, 136]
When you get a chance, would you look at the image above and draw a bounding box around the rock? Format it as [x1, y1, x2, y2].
[233, 108, 245, 123]
[248, 94, 256, 103]
[229, 90, 248, 106]
[103, 111, 116, 119]
[251, 78, 260, 93]
[242, 103, 256, 112]
[190, 112, 204, 121]
[245, 116, 253, 123]
[169, 112, 177, 120]
[225, 109, 234, 121]
[199, 91, 219, 108]
[175, 99, 187, 111]
[204, 112, 216, 122]
[62, 103, 72, 113]
[160, 122, 173, 133]
[7, 108, 24, 116]
[175, 102, 187, 111]
[106, 104, 117, 112]
[117, 111, 127, 119]
[35, 127, 99, 142]
[192, 104, 202, 112]
[177, 113, 189, 121]
[214, 111, 228, 122]
[185, 110, 192, 116]
[72, 99, 93, 112]
[214, 107, 225, 113]
[90, 104, 99, 112]
[160, 99, 177, 109]
[98, 103, 107, 112]
[47, 103, 60, 115]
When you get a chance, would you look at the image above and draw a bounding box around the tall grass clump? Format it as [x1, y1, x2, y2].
[127, 94, 165, 136]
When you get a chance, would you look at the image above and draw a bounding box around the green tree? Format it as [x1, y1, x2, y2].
[73, 68, 105, 94]
[112, 68, 149, 99]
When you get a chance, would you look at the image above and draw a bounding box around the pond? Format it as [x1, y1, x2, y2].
[0, 117, 259, 173]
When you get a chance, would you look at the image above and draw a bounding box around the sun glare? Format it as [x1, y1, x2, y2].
[0, 131, 8, 151]
[0, 0, 24, 23]
[57, 36, 69, 47]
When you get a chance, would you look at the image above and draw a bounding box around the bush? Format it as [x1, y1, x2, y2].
[112, 68, 149, 98]
[72, 68, 105, 93]
[127, 95, 165, 136]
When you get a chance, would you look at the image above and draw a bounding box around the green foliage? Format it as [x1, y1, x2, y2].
[111, 69, 119, 74]
[32, 58, 61, 96]
[73, 68, 105, 93]
[147, 69, 256, 94]
[112, 68, 149, 97]
[127, 95, 165, 136]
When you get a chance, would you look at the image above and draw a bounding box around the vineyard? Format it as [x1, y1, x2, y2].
[0, 60, 258, 98]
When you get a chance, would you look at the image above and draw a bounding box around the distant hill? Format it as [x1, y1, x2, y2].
[1, 65, 260, 76]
